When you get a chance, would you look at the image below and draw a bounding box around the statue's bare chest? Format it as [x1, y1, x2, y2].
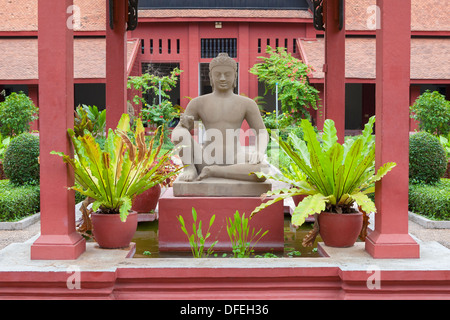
[198, 98, 246, 126]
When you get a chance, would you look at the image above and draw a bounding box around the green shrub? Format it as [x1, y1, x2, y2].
[409, 132, 447, 184]
[410, 90, 450, 137]
[409, 179, 450, 221]
[0, 91, 38, 137]
[3, 133, 40, 186]
[0, 180, 40, 222]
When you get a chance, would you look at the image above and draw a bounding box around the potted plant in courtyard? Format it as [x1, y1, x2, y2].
[251, 116, 397, 248]
[52, 114, 180, 249]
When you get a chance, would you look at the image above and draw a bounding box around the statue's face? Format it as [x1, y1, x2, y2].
[210, 65, 236, 92]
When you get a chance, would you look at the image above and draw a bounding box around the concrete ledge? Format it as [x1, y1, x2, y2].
[0, 241, 449, 299]
[0, 213, 40, 231]
[409, 211, 450, 229]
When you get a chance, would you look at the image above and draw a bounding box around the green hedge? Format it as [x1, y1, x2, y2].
[0, 180, 40, 222]
[409, 179, 450, 221]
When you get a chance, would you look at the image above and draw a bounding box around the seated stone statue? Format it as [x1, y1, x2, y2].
[171, 53, 270, 186]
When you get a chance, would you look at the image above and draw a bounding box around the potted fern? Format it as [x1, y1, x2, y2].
[52, 114, 180, 249]
[251, 116, 396, 248]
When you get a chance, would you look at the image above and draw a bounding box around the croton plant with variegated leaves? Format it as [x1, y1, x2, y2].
[250, 116, 396, 228]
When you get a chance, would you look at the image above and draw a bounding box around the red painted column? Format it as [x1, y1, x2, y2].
[324, 0, 345, 142]
[188, 23, 200, 99]
[31, 0, 86, 260]
[238, 22, 250, 96]
[106, 0, 128, 130]
[365, 0, 420, 259]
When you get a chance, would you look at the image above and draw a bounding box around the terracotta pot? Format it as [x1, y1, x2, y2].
[91, 211, 138, 249]
[318, 211, 363, 248]
[292, 194, 306, 206]
[132, 184, 162, 213]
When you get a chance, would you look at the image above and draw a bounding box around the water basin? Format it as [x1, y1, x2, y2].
[132, 216, 323, 258]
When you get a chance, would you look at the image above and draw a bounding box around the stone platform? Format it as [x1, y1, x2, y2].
[158, 187, 284, 252]
[1, 239, 449, 299]
[172, 177, 272, 197]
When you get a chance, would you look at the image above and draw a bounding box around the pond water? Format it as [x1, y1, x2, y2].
[132, 216, 323, 258]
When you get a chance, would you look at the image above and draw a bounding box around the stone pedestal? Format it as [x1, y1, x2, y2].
[173, 177, 272, 197]
[158, 188, 284, 253]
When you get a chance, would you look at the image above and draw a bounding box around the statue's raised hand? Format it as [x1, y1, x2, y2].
[180, 114, 194, 130]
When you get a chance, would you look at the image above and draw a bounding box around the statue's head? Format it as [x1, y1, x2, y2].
[209, 53, 238, 92]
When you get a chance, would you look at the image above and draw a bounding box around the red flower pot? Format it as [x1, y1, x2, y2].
[292, 194, 306, 206]
[91, 211, 138, 249]
[318, 211, 363, 248]
[132, 184, 161, 213]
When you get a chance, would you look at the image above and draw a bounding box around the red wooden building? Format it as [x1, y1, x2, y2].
[0, 0, 448, 132]
[2, 0, 450, 299]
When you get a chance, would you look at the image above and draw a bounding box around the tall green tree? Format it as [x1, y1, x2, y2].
[250, 46, 319, 122]
[0, 92, 38, 137]
[410, 90, 450, 136]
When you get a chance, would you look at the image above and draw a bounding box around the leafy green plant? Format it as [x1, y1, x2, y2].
[226, 211, 269, 258]
[0, 133, 11, 160]
[262, 111, 295, 131]
[0, 91, 38, 137]
[410, 90, 450, 137]
[439, 134, 450, 158]
[286, 248, 302, 257]
[141, 100, 178, 128]
[3, 133, 40, 186]
[52, 114, 181, 222]
[250, 46, 319, 122]
[251, 116, 396, 228]
[128, 67, 183, 108]
[177, 208, 218, 258]
[255, 252, 279, 258]
[74, 105, 106, 138]
[409, 131, 447, 184]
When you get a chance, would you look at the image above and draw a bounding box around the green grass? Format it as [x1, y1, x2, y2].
[0, 180, 40, 222]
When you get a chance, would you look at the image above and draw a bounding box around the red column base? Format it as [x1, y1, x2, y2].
[31, 233, 86, 260]
[365, 230, 420, 259]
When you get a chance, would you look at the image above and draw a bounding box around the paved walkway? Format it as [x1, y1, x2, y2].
[0, 215, 449, 251]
